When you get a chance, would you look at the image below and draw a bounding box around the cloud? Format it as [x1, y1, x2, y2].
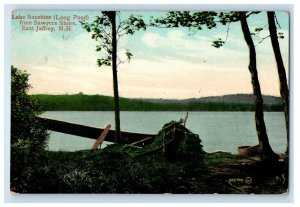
[11, 14, 289, 99]
[12, 31, 97, 67]
[141, 29, 248, 69]
[140, 24, 289, 72]
[142, 29, 211, 51]
[141, 33, 163, 48]
[12, 28, 131, 70]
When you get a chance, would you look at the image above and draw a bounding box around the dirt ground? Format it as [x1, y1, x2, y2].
[200, 152, 288, 194]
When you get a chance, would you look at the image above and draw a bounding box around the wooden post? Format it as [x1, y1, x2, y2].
[92, 124, 111, 150]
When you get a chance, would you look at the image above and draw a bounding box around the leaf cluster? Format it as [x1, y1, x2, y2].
[150, 11, 266, 49]
[80, 12, 146, 68]
[150, 11, 233, 47]
[277, 32, 284, 39]
[251, 27, 285, 46]
[150, 11, 218, 31]
[124, 15, 147, 35]
[217, 11, 240, 25]
[212, 38, 225, 48]
[80, 13, 113, 67]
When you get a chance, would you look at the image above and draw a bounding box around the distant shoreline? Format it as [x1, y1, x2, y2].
[32, 93, 283, 112]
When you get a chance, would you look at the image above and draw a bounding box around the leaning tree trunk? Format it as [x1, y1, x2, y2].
[267, 11, 289, 154]
[239, 12, 278, 162]
[109, 11, 121, 143]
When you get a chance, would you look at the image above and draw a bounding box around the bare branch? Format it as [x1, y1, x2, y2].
[117, 32, 126, 42]
[99, 26, 111, 40]
[254, 35, 270, 46]
[274, 13, 282, 29]
[118, 12, 122, 25]
[117, 20, 126, 33]
[149, 24, 174, 29]
[117, 57, 125, 67]
[251, 33, 262, 42]
[246, 11, 261, 18]
[224, 22, 231, 43]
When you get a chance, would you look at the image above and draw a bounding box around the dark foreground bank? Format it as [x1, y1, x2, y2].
[10, 147, 288, 194]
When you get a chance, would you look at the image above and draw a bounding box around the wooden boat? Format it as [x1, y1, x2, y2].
[37, 117, 156, 147]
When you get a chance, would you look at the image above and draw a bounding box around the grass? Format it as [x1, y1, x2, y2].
[11, 145, 288, 194]
[203, 151, 241, 165]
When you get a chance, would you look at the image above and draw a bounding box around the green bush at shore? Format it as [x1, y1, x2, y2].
[10, 66, 50, 192]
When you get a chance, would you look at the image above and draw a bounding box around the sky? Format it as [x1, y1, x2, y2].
[11, 11, 289, 99]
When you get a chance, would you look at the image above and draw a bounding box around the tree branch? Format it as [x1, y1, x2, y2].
[117, 57, 125, 67]
[254, 35, 270, 46]
[224, 22, 231, 43]
[117, 32, 126, 42]
[99, 26, 111, 40]
[148, 23, 173, 29]
[274, 13, 282, 29]
[117, 20, 126, 33]
[246, 11, 261, 18]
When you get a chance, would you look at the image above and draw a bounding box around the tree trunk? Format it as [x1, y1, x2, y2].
[109, 11, 121, 143]
[239, 12, 278, 162]
[267, 11, 289, 154]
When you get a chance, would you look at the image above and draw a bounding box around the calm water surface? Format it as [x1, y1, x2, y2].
[41, 111, 287, 154]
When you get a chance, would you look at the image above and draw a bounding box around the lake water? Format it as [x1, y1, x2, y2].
[41, 111, 287, 154]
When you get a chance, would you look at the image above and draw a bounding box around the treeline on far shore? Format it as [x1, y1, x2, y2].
[31, 94, 284, 112]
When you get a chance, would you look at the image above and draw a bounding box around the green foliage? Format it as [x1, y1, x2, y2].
[249, 14, 285, 44]
[125, 49, 133, 62]
[212, 38, 225, 48]
[11, 66, 49, 192]
[125, 15, 147, 34]
[81, 13, 113, 67]
[27, 149, 188, 193]
[11, 66, 49, 150]
[11, 121, 205, 193]
[151, 11, 263, 49]
[203, 151, 240, 165]
[217, 11, 241, 24]
[118, 121, 205, 161]
[31, 94, 283, 111]
[80, 12, 146, 68]
[151, 11, 284, 50]
[254, 27, 263, 33]
[151, 11, 234, 47]
[152, 121, 205, 161]
[150, 11, 218, 32]
[278, 32, 284, 39]
[10, 146, 287, 193]
[97, 57, 111, 67]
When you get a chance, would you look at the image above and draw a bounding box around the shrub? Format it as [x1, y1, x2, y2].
[11, 66, 49, 150]
[10, 66, 49, 192]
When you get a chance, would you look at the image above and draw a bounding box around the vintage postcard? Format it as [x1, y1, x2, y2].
[10, 10, 289, 194]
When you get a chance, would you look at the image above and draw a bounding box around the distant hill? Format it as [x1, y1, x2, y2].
[31, 93, 283, 111]
[185, 94, 282, 105]
[137, 94, 282, 105]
